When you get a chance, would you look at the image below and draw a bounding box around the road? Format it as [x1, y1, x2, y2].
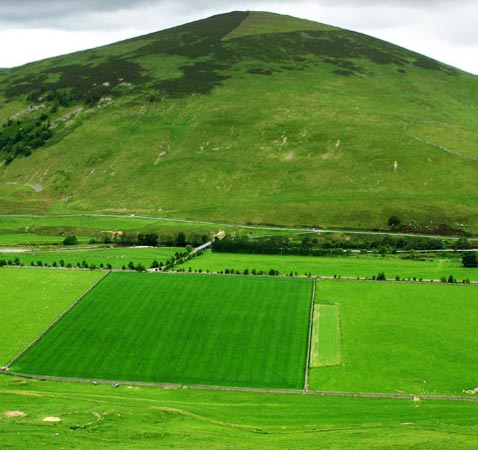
[0, 213, 474, 241]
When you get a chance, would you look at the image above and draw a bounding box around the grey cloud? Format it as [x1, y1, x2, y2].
[0, 0, 474, 27]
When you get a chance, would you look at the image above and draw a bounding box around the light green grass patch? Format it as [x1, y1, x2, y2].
[311, 304, 343, 368]
[309, 281, 478, 395]
[182, 250, 476, 281]
[3, 375, 478, 449]
[0, 268, 103, 365]
[0, 246, 181, 269]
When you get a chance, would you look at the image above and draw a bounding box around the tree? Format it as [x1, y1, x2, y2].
[454, 237, 472, 250]
[462, 252, 478, 268]
[175, 232, 187, 247]
[62, 235, 78, 245]
[388, 216, 401, 228]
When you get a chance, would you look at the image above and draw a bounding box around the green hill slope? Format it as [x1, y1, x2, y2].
[0, 11, 477, 230]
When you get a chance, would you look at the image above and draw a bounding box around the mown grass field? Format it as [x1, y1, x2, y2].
[311, 304, 343, 368]
[0, 246, 181, 269]
[3, 375, 478, 449]
[0, 268, 103, 365]
[181, 250, 476, 281]
[12, 272, 312, 389]
[310, 280, 478, 395]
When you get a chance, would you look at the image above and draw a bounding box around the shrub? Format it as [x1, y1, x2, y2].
[63, 235, 78, 246]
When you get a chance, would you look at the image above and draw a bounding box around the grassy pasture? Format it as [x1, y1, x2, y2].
[3, 376, 478, 449]
[12, 272, 312, 389]
[310, 280, 478, 395]
[0, 233, 89, 246]
[181, 250, 476, 281]
[0, 268, 103, 365]
[0, 246, 181, 269]
[311, 304, 343, 368]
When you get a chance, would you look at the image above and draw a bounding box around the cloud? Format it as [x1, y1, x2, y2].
[0, 0, 476, 73]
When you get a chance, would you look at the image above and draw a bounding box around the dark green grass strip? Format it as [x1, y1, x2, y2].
[12, 273, 312, 389]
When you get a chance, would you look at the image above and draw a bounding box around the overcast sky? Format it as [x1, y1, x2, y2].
[1, 0, 477, 74]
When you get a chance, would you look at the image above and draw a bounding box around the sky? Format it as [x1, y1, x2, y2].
[0, 0, 477, 74]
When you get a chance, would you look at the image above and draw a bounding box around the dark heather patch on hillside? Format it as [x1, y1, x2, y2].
[130, 11, 250, 98]
[132, 11, 250, 58]
[157, 61, 229, 98]
[5, 58, 148, 104]
[152, 25, 458, 98]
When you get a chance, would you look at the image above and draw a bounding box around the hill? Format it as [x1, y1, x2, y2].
[0, 11, 477, 230]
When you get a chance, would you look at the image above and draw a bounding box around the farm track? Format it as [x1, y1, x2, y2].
[4, 371, 478, 403]
[0, 213, 474, 241]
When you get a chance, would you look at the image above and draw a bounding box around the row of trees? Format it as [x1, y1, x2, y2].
[88, 231, 209, 248]
[211, 234, 455, 256]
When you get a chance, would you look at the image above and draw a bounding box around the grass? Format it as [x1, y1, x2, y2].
[0, 12, 477, 229]
[0, 233, 89, 246]
[0, 246, 182, 269]
[180, 250, 477, 281]
[12, 272, 312, 389]
[3, 375, 478, 448]
[311, 304, 343, 367]
[0, 214, 290, 238]
[309, 280, 478, 395]
[0, 267, 103, 365]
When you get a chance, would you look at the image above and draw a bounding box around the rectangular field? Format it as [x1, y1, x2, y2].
[0, 246, 182, 270]
[12, 273, 313, 389]
[309, 281, 478, 395]
[0, 268, 104, 365]
[180, 250, 476, 281]
[310, 304, 343, 368]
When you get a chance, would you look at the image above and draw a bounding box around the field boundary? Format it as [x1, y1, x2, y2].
[3, 271, 111, 370]
[304, 277, 317, 391]
[4, 371, 478, 403]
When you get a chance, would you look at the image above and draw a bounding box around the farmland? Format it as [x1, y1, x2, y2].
[310, 280, 478, 395]
[3, 375, 478, 449]
[3, 256, 478, 446]
[12, 272, 312, 389]
[180, 249, 476, 281]
[0, 246, 182, 269]
[0, 268, 103, 364]
[310, 304, 343, 368]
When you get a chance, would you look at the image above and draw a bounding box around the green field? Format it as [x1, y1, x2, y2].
[310, 280, 478, 395]
[0, 233, 89, 246]
[12, 272, 312, 389]
[181, 250, 477, 281]
[0, 268, 103, 365]
[311, 304, 343, 368]
[0, 246, 181, 269]
[3, 375, 478, 449]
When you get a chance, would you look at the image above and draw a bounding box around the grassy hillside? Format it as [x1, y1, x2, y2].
[0, 11, 477, 229]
